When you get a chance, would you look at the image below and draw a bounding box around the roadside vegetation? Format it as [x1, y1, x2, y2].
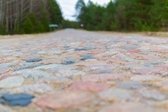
[76, 0, 168, 31]
[17, 0, 63, 34]
[0, 0, 167, 35]
[0, 0, 63, 35]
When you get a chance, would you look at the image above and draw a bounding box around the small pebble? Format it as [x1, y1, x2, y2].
[62, 57, 76, 65]
[25, 58, 42, 63]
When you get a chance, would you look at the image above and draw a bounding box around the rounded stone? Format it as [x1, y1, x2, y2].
[62, 57, 76, 65]
[131, 75, 162, 82]
[99, 102, 166, 112]
[14, 69, 51, 81]
[25, 58, 42, 63]
[80, 54, 94, 61]
[0, 105, 12, 112]
[35, 91, 93, 110]
[118, 81, 143, 89]
[68, 81, 109, 92]
[15, 83, 53, 94]
[139, 89, 166, 101]
[0, 76, 24, 89]
[99, 88, 132, 101]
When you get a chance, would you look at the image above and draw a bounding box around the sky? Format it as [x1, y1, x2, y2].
[57, 0, 111, 21]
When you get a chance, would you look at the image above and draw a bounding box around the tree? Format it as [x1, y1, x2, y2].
[150, 0, 168, 30]
[76, 0, 163, 31]
[115, 0, 153, 31]
[0, 25, 6, 35]
[48, 0, 63, 24]
[75, 0, 85, 12]
[75, 0, 86, 21]
[22, 16, 34, 34]
[102, 0, 117, 30]
[1, 0, 64, 34]
[77, 1, 105, 30]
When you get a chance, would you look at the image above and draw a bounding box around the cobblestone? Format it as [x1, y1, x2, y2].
[0, 29, 168, 111]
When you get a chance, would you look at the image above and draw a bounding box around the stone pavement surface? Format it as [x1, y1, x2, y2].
[0, 29, 168, 112]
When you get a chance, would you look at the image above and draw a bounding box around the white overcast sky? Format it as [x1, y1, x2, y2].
[57, 0, 110, 20]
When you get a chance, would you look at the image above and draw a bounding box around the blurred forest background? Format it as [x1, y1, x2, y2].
[0, 0, 63, 34]
[0, 0, 168, 34]
[74, 0, 168, 31]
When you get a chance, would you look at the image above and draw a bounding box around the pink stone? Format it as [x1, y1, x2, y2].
[99, 102, 165, 112]
[158, 80, 168, 92]
[82, 74, 130, 82]
[131, 75, 162, 81]
[128, 49, 141, 54]
[128, 53, 148, 60]
[132, 68, 153, 75]
[151, 66, 168, 76]
[68, 81, 109, 92]
[90, 49, 102, 55]
[35, 91, 93, 110]
[106, 58, 126, 65]
[76, 60, 106, 67]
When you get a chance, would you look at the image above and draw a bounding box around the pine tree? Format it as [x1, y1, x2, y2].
[75, 0, 86, 19]
[150, 0, 168, 30]
[22, 16, 34, 34]
[48, 0, 63, 24]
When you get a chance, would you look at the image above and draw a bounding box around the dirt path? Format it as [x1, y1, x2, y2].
[0, 29, 168, 112]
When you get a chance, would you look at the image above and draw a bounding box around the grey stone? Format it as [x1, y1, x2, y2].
[139, 89, 166, 101]
[119, 81, 143, 89]
[131, 75, 161, 81]
[0, 76, 24, 89]
[15, 83, 53, 94]
[62, 57, 76, 65]
[89, 65, 113, 74]
[14, 69, 51, 81]
[124, 44, 139, 50]
[0, 105, 12, 112]
[57, 69, 85, 77]
[15, 63, 42, 71]
[0, 63, 11, 74]
[99, 103, 166, 112]
[75, 46, 94, 51]
[80, 54, 94, 61]
[25, 58, 42, 63]
[99, 88, 132, 101]
[35, 64, 72, 72]
[35, 64, 85, 78]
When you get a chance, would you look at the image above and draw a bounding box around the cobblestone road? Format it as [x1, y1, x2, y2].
[0, 29, 168, 112]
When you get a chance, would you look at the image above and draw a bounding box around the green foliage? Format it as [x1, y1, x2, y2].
[62, 20, 80, 29]
[150, 0, 168, 30]
[17, 12, 48, 34]
[0, 25, 6, 35]
[76, 0, 168, 31]
[75, 0, 86, 20]
[76, 0, 85, 11]
[48, 0, 63, 24]
[102, 1, 117, 30]
[78, 3, 106, 30]
[0, 0, 63, 34]
[22, 15, 34, 34]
